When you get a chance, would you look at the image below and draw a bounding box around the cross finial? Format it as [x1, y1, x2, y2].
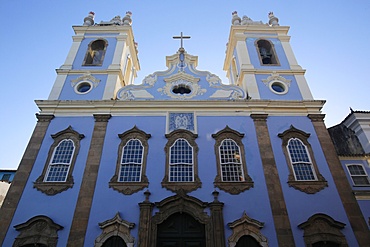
[173, 32, 191, 49]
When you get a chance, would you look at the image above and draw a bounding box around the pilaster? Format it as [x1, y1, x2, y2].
[251, 114, 295, 247]
[0, 114, 54, 245]
[209, 191, 225, 247]
[308, 114, 370, 246]
[138, 190, 154, 247]
[67, 114, 111, 247]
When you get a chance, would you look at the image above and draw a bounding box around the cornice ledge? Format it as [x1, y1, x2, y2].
[240, 68, 306, 75]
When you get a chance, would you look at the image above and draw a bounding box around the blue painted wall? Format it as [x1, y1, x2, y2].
[3, 116, 95, 247]
[5, 114, 363, 246]
[58, 74, 108, 100]
[266, 116, 359, 246]
[255, 74, 303, 100]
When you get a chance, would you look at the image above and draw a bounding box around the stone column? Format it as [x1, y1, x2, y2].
[251, 114, 295, 247]
[308, 114, 370, 246]
[209, 190, 225, 247]
[138, 190, 154, 247]
[0, 114, 54, 245]
[67, 114, 111, 247]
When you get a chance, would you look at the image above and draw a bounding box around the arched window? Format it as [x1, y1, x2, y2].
[212, 126, 253, 194]
[109, 126, 150, 195]
[287, 138, 316, 181]
[119, 139, 144, 182]
[83, 39, 108, 66]
[346, 164, 370, 186]
[219, 139, 244, 182]
[256, 39, 279, 65]
[34, 126, 84, 195]
[162, 129, 201, 193]
[44, 139, 75, 182]
[278, 125, 327, 194]
[169, 138, 194, 182]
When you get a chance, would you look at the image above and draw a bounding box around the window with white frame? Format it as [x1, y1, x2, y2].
[34, 126, 84, 195]
[219, 139, 244, 182]
[119, 139, 144, 182]
[278, 125, 327, 194]
[162, 129, 201, 193]
[346, 164, 370, 186]
[212, 126, 253, 194]
[287, 138, 316, 181]
[44, 139, 75, 182]
[169, 138, 194, 182]
[109, 126, 151, 195]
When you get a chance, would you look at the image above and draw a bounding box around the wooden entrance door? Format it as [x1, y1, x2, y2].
[156, 212, 206, 247]
[235, 235, 261, 247]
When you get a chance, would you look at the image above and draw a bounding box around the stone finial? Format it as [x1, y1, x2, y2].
[241, 15, 253, 25]
[122, 11, 132, 25]
[232, 11, 241, 25]
[83, 11, 95, 26]
[110, 15, 122, 25]
[268, 12, 279, 26]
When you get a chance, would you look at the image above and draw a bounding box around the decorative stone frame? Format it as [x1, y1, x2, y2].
[82, 39, 108, 66]
[34, 126, 84, 195]
[161, 129, 201, 193]
[109, 126, 151, 195]
[298, 213, 348, 246]
[278, 125, 327, 194]
[227, 212, 268, 247]
[212, 126, 253, 194]
[255, 39, 280, 66]
[13, 215, 63, 247]
[95, 212, 135, 247]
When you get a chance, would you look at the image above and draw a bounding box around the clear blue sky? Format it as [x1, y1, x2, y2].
[1, 1, 369, 169]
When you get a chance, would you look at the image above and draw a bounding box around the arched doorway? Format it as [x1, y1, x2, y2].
[102, 236, 127, 247]
[235, 235, 261, 247]
[156, 212, 206, 247]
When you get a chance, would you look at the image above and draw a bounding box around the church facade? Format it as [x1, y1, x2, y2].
[0, 11, 369, 247]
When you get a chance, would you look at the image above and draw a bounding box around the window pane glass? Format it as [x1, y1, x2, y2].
[293, 163, 315, 180]
[51, 140, 75, 164]
[352, 176, 370, 185]
[348, 165, 366, 175]
[169, 139, 194, 182]
[45, 164, 70, 182]
[288, 139, 310, 163]
[170, 139, 193, 164]
[119, 139, 144, 182]
[219, 139, 244, 181]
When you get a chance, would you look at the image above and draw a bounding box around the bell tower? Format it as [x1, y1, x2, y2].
[48, 11, 140, 100]
[224, 12, 312, 100]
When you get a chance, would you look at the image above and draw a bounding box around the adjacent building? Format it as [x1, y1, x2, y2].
[0, 11, 369, 247]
